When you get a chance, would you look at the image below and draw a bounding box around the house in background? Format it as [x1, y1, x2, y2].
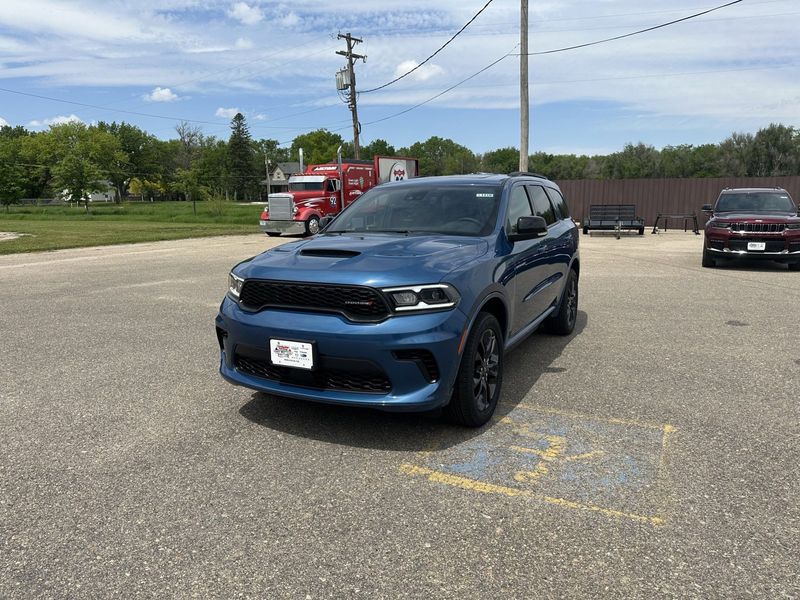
[261, 162, 301, 197]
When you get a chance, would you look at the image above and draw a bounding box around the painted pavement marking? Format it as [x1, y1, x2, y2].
[401, 405, 677, 527]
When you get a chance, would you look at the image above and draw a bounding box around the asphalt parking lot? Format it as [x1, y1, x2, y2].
[1, 232, 797, 598]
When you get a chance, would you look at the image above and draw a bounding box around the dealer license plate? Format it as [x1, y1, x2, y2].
[270, 339, 314, 370]
[259, 220, 267, 226]
[747, 242, 766, 251]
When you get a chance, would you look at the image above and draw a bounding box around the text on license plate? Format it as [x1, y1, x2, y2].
[747, 242, 766, 251]
[270, 339, 313, 370]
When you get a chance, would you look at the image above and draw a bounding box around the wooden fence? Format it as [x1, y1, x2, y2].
[555, 176, 800, 226]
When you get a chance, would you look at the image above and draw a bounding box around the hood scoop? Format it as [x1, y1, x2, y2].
[299, 248, 361, 258]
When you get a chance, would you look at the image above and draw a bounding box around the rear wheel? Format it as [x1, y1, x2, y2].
[444, 313, 503, 428]
[305, 215, 321, 236]
[702, 247, 716, 268]
[543, 268, 578, 335]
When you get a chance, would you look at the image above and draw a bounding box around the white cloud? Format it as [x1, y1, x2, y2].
[143, 86, 179, 102]
[280, 12, 300, 28]
[393, 60, 444, 82]
[234, 36, 253, 49]
[228, 2, 263, 26]
[28, 114, 83, 127]
[0, 117, 9, 127]
[253, 113, 267, 120]
[216, 107, 240, 118]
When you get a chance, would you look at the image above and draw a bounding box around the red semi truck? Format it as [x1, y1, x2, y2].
[260, 155, 419, 236]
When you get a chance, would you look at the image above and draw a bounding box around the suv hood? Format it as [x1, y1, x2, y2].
[714, 211, 800, 222]
[239, 233, 489, 287]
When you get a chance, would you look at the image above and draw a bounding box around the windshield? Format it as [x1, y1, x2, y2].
[288, 175, 326, 192]
[327, 184, 502, 236]
[716, 191, 796, 212]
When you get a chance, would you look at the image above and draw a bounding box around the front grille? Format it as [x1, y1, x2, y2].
[730, 222, 785, 233]
[234, 353, 391, 394]
[239, 280, 390, 322]
[729, 239, 786, 252]
[267, 195, 293, 220]
[393, 349, 440, 383]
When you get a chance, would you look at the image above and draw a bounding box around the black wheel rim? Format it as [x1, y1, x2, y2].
[566, 277, 578, 329]
[472, 329, 500, 411]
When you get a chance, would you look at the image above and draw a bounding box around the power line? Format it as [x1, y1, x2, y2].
[361, 46, 518, 126]
[359, 0, 495, 94]
[518, 0, 744, 56]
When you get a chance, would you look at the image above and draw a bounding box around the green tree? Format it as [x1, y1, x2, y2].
[360, 138, 396, 159]
[96, 121, 161, 201]
[404, 136, 478, 176]
[290, 129, 345, 165]
[46, 122, 122, 213]
[482, 147, 519, 174]
[0, 134, 26, 211]
[603, 143, 661, 179]
[749, 123, 799, 176]
[717, 132, 754, 177]
[227, 113, 257, 200]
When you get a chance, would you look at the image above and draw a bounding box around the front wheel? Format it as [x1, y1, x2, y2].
[444, 313, 503, 428]
[702, 247, 716, 268]
[305, 216, 321, 236]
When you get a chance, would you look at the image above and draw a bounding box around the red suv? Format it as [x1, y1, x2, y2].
[702, 188, 800, 270]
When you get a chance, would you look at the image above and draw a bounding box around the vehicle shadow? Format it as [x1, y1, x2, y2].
[238, 310, 588, 451]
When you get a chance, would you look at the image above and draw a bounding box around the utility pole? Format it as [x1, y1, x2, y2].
[336, 33, 366, 159]
[264, 156, 271, 197]
[519, 0, 529, 172]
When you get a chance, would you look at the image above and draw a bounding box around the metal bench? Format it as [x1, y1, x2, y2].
[583, 204, 645, 238]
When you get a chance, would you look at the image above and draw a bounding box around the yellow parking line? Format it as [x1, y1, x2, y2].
[400, 463, 665, 527]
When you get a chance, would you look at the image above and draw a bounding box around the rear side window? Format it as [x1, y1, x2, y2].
[527, 185, 556, 225]
[546, 188, 570, 219]
[506, 186, 533, 234]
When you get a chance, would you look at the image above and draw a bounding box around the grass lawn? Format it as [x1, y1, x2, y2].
[0, 201, 263, 254]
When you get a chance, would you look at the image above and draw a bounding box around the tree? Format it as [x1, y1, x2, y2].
[0, 135, 26, 211]
[227, 113, 257, 201]
[46, 122, 122, 213]
[749, 123, 799, 176]
[404, 136, 478, 176]
[602, 143, 661, 179]
[482, 147, 519, 174]
[96, 121, 161, 202]
[360, 138, 396, 159]
[717, 132, 754, 177]
[290, 129, 345, 165]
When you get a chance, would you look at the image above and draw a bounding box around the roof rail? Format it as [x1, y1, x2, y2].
[508, 171, 549, 179]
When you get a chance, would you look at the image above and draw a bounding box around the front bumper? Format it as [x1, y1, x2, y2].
[260, 219, 305, 235]
[705, 231, 800, 262]
[216, 297, 468, 412]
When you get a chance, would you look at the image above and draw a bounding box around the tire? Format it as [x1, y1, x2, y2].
[543, 268, 579, 336]
[266, 232, 281, 238]
[444, 313, 503, 428]
[305, 215, 321, 236]
[702, 247, 716, 268]
[789, 262, 800, 271]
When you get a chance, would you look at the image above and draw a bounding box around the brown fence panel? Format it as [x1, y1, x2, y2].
[556, 177, 800, 226]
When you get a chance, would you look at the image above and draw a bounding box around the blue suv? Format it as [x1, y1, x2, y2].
[216, 173, 580, 426]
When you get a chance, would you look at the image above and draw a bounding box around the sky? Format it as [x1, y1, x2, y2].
[0, 0, 797, 156]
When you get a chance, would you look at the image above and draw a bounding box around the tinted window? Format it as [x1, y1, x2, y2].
[546, 188, 570, 219]
[716, 191, 796, 212]
[528, 185, 556, 225]
[506, 186, 533, 234]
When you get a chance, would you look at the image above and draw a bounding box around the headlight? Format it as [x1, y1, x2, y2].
[228, 272, 244, 299]
[381, 284, 460, 312]
[786, 223, 800, 230]
[710, 221, 730, 229]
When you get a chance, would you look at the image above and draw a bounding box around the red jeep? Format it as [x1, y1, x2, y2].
[702, 188, 800, 270]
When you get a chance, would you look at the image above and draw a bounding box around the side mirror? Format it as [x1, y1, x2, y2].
[509, 215, 548, 241]
[319, 215, 335, 230]
[701, 204, 713, 213]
